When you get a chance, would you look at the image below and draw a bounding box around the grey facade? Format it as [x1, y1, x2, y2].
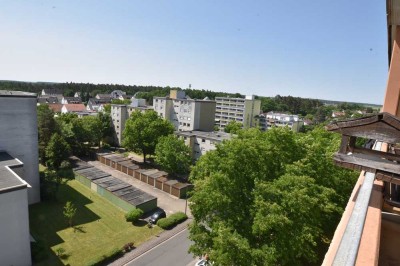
[111, 103, 153, 146]
[153, 90, 216, 132]
[176, 131, 231, 161]
[0, 90, 40, 204]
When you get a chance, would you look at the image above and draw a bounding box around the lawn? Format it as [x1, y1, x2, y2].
[29, 179, 163, 265]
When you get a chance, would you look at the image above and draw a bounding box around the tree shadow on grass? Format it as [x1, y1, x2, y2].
[29, 182, 100, 247]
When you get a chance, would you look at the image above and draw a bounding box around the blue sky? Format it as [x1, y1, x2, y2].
[0, 1, 387, 104]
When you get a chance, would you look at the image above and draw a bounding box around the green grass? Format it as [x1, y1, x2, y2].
[30, 179, 163, 266]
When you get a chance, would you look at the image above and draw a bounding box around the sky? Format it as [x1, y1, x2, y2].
[0, 1, 388, 104]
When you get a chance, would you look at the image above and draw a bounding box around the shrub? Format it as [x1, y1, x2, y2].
[102, 143, 111, 150]
[157, 212, 188, 229]
[125, 208, 143, 222]
[123, 242, 135, 252]
[87, 248, 123, 266]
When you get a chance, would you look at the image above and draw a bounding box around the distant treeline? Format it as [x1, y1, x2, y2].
[0, 80, 377, 118]
[0, 80, 240, 103]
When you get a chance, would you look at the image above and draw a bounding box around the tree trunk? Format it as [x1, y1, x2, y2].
[143, 152, 146, 163]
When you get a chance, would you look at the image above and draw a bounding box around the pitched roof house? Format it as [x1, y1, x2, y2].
[61, 104, 87, 114]
[61, 96, 82, 104]
[87, 98, 111, 111]
[48, 103, 63, 113]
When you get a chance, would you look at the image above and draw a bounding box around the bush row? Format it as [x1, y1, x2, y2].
[157, 212, 188, 229]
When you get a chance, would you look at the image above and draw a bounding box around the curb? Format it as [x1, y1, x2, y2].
[109, 219, 192, 266]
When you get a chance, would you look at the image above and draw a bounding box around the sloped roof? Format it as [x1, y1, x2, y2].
[37, 96, 59, 104]
[63, 104, 87, 112]
[326, 112, 400, 143]
[42, 88, 63, 95]
[89, 98, 111, 104]
[48, 103, 63, 113]
[63, 97, 82, 103]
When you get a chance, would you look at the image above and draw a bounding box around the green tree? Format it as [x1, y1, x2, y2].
[45, 133, 71, 171]
[188, 127, 357, 265]
[37, 105, 57, 163]
[63, 201, 77, 227]
[224, 120, 242, 134]
[82, 116, 102, 147]
[155, 135, 191, 174]
[97, 112, 113, 145]
[122, 110, 174, 162]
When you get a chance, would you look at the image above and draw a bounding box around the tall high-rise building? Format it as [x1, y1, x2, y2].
[214, 95, 261, 130]
[153, 90, 216, 132]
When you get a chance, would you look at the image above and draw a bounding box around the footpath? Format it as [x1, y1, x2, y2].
[109, 218, 192, 266]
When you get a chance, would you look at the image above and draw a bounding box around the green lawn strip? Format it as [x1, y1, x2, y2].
[30, 179, 162, 265]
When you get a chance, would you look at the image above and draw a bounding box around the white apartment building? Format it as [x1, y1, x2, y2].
[111, 100, 153, 145]
[175, 130, 231, 161]
[215, 95, 261, 130]
[255, 112, 304, 132]
[153, 90, 216, 132]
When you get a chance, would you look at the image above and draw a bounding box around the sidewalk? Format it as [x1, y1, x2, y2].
[109, 218, 192, 266]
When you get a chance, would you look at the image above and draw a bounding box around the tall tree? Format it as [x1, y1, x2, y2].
[37, 105, 57, 163]
[81, 116, 102, 147]
[155, 135, 192, 175]
[45, 133, 71, 171]
[122, 110, 174, 162]
[188, 127, 357, 265]
[97, 112, 113, 145]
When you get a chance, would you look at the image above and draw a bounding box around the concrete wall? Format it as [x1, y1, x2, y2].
[197, 101, 216, 131]
[0, 189, 31, 266]
[0, 96, 40, 204]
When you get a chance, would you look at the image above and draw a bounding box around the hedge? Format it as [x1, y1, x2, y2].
[87, 247, 123, 266]
[157, 212, 188, 229]
[125, 208, 143, 222]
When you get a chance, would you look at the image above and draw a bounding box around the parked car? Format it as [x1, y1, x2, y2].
[149, 209, 166, 224]
[195, 259, 213, 266]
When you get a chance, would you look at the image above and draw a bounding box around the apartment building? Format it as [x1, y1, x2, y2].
[255, 112, 304, 132]
[176, 130, 231, 161]
[215, 95, 261, 130]
[111, 100, 153, 145]
[153, 90, 216, 132]
[0, 90, 41, 265]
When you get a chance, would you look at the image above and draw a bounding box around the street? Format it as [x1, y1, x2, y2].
[125, 229, 197, 266]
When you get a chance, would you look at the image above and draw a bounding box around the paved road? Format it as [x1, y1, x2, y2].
[125, 229, 197, 266]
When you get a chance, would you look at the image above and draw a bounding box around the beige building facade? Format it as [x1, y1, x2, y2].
[153, 90, 216, 132]
[215, 95, 261, 130]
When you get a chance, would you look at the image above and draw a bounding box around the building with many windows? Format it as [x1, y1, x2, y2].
[153, 90, 216, 132]
[111, 100, 153, 145]
[214, 95, 261, 130]
[255, 112, 304, 132]
[176, 130, 231, 161]
[0, 90, 41, 265]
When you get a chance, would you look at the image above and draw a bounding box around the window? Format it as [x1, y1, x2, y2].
[202, 139, 205, 143]
[188, 117, 191, 121]
[187, 123, 190, 127]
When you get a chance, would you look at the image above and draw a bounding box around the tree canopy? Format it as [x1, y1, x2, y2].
[37, 105, 57, 163]
[188, 127, 358, 265]
[122, 110, 174, 162]
[155, 135, 192, 175]
[45, 133, 71, 171]
[223, 120, 242, 134]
